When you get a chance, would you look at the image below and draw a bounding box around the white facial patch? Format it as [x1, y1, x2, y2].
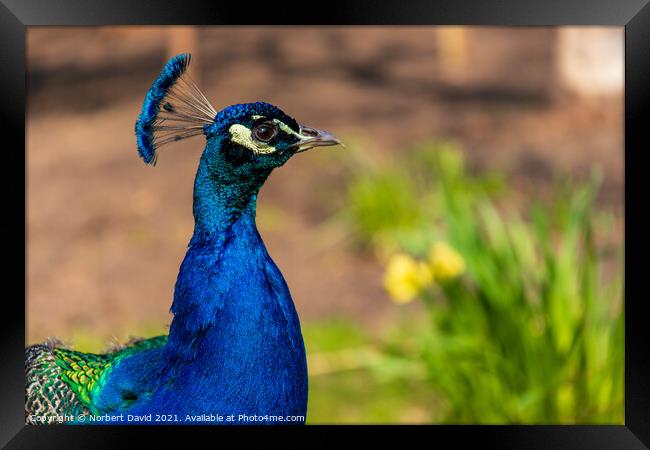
[228, 124, 277, 155]
[229, 117, 314, 155]
[274, 120, 309, 140]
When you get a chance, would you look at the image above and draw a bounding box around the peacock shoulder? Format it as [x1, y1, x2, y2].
[25, 335, 167, 423]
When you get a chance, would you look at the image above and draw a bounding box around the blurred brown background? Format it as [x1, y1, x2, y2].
[26, 26, 623, 345]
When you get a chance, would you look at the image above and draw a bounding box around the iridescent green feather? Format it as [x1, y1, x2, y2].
[53, 349, 112, 408]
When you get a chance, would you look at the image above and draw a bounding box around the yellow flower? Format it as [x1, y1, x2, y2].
[429, 241, 465, 281]
[383, 253, 434, 304]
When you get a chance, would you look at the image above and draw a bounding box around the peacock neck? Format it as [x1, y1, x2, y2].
[162, 157, 304, 367]
[190, 154, 271, 245]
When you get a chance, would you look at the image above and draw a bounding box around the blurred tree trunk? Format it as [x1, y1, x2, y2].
[556, 28, 623, 99]
[436, 27, 470, 81]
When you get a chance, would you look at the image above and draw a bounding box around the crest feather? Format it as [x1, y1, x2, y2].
[135, 53, 216, 165]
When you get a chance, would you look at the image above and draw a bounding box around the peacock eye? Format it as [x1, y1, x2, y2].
[252, 122, 278, 143]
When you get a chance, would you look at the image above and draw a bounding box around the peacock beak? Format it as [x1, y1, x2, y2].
[292, 125, 342, 153]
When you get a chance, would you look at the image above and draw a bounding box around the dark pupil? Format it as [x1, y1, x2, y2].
[255, 124, 275, 142]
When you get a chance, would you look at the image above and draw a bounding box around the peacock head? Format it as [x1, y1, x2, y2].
[202, 102, 339, 177]
[135, 54, 340, 180]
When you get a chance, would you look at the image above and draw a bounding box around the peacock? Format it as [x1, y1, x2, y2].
[25, 53, 340, 425]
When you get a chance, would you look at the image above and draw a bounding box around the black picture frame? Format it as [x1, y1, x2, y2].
[2, 0, 648, 448]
